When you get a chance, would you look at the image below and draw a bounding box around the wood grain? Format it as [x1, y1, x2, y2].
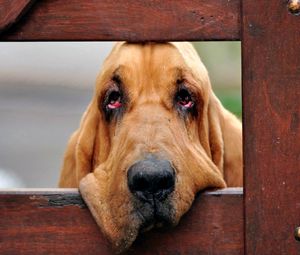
[0, 188, 243, 255]
[0, 0, 241, 41]
[242, 1, 300, 254]
[0, 0, 36, 33]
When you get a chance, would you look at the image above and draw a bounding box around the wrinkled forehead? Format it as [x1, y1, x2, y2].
[106, 43, 187, 78]
[113, 42, 186, 67]
[97, 42, 210, 92]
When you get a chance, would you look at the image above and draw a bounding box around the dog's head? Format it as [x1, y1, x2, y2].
[60, 42, 234, 252]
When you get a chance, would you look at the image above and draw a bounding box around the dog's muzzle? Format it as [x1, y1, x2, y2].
[127, 155, 176, 230]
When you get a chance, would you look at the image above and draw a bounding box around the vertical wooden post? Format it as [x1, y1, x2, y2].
[242, 1, 300, 254]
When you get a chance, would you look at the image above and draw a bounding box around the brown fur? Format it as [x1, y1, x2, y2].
[59, 42, 242, 252]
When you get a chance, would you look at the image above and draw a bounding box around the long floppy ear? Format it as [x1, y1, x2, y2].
[58, 99, 100, 188]
[59, 42, 125, 188]
[207, 92, 243, 187]
[170, 42, 242, 186]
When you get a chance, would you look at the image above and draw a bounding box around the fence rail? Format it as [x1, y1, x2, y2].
[0, 0, 241, 41]
[1, 0, 300, 254]
[0, 188, 243, 255]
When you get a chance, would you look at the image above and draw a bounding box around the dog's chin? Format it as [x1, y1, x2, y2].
[99, 207, 175, 254]
[108, 203, 176, 253]
[134, 199, 176, 234]
[80, 173, 177, 253]
[111, 197, 176, 252]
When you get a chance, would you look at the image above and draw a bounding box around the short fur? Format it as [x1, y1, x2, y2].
[59, 42, 242, 253]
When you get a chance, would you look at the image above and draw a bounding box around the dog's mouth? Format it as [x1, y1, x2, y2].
[79, 154, 180, 253]
[126, 155, 177, 233]
[134, 196, 175, 233]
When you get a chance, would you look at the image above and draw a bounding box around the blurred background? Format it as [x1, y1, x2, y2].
[0, 42, 241, 188]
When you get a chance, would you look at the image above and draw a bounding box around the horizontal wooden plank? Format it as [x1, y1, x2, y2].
[0, 0, 34, 33]
[0, 188, 243, 255]
[0, 0, 241, 41]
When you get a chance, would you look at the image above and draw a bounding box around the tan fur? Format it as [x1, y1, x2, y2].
[59, 42, 242, 252]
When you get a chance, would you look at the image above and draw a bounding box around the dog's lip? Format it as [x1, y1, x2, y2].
[136, 208, 155, 231]
[136, 205, 173, 232]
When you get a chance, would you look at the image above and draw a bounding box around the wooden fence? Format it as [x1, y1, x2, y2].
[0, 188, 243, 254]
[0, 1, 299, 254]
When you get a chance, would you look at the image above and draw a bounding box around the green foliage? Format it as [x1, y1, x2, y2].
[192, 42, 242, 118]
[215, 89, 242, 118]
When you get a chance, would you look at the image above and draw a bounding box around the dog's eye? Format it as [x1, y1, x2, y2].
[107, 91, 122, 109]
[102, 88, 124, 121]
[175, 89, 194, 108]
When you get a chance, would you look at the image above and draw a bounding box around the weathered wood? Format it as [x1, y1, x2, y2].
[0, 0, 35, 33]
[0, 188, 243, 255]
[242, 1, 300, 254]
[0, 0, 241, 41]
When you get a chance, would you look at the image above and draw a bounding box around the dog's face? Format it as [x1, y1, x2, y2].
[76, 42, 227, 252]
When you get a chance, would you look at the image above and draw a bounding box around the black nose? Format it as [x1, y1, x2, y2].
[127, 157, 175, 201]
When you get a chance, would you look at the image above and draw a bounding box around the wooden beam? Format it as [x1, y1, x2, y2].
[0, 0, 35, 34]
[0, 0, 241, 41]
[0, 188, 243, 254]
[242, 1, 300, 254]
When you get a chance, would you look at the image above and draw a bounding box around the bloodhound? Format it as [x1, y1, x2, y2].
[59, 42, 242, 253]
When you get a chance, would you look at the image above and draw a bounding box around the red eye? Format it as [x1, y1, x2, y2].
[176, 89, 194, 108]
[107, 91, 122, 109]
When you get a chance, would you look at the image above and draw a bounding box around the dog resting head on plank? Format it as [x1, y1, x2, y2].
[59, 42, 242, 253]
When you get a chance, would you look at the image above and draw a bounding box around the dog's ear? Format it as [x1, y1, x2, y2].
[205, 92, 243, 187]
[59, 99, 100, 187]
[58, 43, 123, 188]
[172, 42, 242, 186]
[207, 93, 225, 173]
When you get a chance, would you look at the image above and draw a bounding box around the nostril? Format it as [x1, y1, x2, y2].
[157, 173, 175, 191]
[131, 172, 149, 192]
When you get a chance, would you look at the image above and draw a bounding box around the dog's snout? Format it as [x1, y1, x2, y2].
[127, 158, 175, 201]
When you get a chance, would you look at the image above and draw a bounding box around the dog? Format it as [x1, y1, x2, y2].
[59, 42, 242, 253]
